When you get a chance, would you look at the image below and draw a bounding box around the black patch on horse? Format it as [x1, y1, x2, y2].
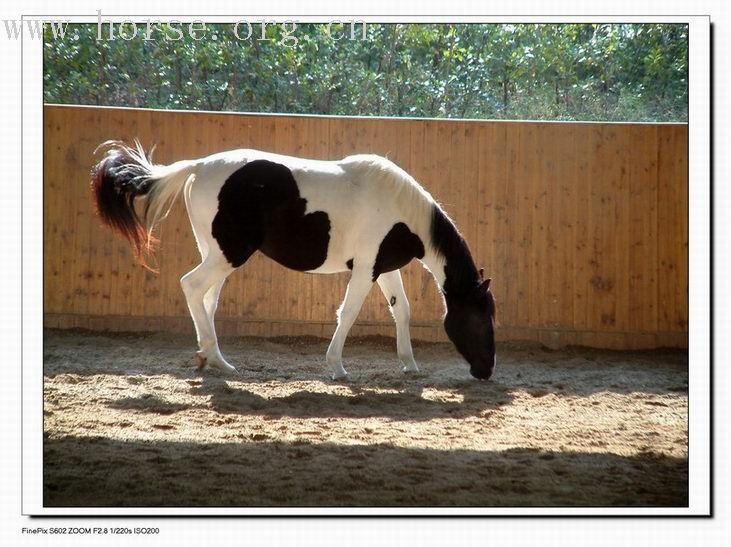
[212, 160, 331, 270]
[372, 222, 425, 281]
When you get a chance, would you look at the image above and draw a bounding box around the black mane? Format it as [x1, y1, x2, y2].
[429, 204, 481, 301]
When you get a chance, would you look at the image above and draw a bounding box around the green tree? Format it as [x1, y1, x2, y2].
[43, 23, 688, 122]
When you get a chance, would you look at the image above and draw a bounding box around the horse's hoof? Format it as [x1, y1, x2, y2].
[196, 352, 237, 375]
[210, 360, 238, 374]
[402, 363, 420, 374]
[331, 370, 349, 381]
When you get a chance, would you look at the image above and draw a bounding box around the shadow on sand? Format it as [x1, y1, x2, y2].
[44, 434, 688, 508]
[107, 374, 515, 421]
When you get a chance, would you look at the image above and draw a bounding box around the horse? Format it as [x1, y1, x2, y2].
[91, 141, 497, 380]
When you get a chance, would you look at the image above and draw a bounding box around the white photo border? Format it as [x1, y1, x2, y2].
[23, 13, 710, 517]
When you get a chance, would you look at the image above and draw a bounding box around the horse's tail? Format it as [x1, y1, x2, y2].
[91, 140, 196, 270]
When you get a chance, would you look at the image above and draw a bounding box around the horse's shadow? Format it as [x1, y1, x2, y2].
[110, 375, 514, 421]
[217, 379, 510, 421]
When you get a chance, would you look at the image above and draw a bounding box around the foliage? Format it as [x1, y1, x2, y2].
[43, 23, 688, 122]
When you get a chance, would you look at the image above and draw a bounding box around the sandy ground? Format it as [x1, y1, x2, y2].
[43, 329, 688, 508]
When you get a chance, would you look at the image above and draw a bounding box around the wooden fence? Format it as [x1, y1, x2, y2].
[43, 105, 688, 349]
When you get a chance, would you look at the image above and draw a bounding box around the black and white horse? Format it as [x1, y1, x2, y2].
[92, 141, 497, 380]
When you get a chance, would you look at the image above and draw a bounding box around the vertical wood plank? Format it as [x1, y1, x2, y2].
[657, 125, 689, 333]
[492, 123, 514, 327]
[609, 124, 631, 332]
[555, 123, 576, 330]
[572, 124, 592, 331]
[44, 110, 63, 314]
[588, 125, 618, 332]
[518, 123, 536, 328]
[65, 106, 92, 318]
[628, 125, 659, 333]
[675, 126, 689, 333]
[657, 126, 677, 332]
[501, 123, 521, 328]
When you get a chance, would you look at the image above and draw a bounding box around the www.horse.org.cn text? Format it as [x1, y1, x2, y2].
[93, 13, 368, 46]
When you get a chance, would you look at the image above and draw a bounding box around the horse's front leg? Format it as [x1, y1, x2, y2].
[376, 270, 419, 373]
[326, 268, 374, 380]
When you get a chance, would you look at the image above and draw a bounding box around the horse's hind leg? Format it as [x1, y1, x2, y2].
[203, 279, 226, 322]
[181, 253, 236, 373]
[201, 277, 227, 362]
[376, 270, 419, 373]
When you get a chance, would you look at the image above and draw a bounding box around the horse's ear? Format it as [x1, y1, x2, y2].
[479, 267, 484, 280]
[476, 277, 491, 295]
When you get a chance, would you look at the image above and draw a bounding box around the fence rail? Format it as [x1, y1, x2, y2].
[43, 105, 688, 349]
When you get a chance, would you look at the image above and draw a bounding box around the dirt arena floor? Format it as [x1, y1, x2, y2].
[43, 328, 688, 508]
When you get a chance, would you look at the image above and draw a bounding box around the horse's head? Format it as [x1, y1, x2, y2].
[443, 271, 496, 380]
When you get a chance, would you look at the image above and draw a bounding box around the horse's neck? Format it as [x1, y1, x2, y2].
[418, 216, 479, 308]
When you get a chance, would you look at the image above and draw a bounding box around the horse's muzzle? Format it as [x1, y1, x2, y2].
[470, 358, 495, 381]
